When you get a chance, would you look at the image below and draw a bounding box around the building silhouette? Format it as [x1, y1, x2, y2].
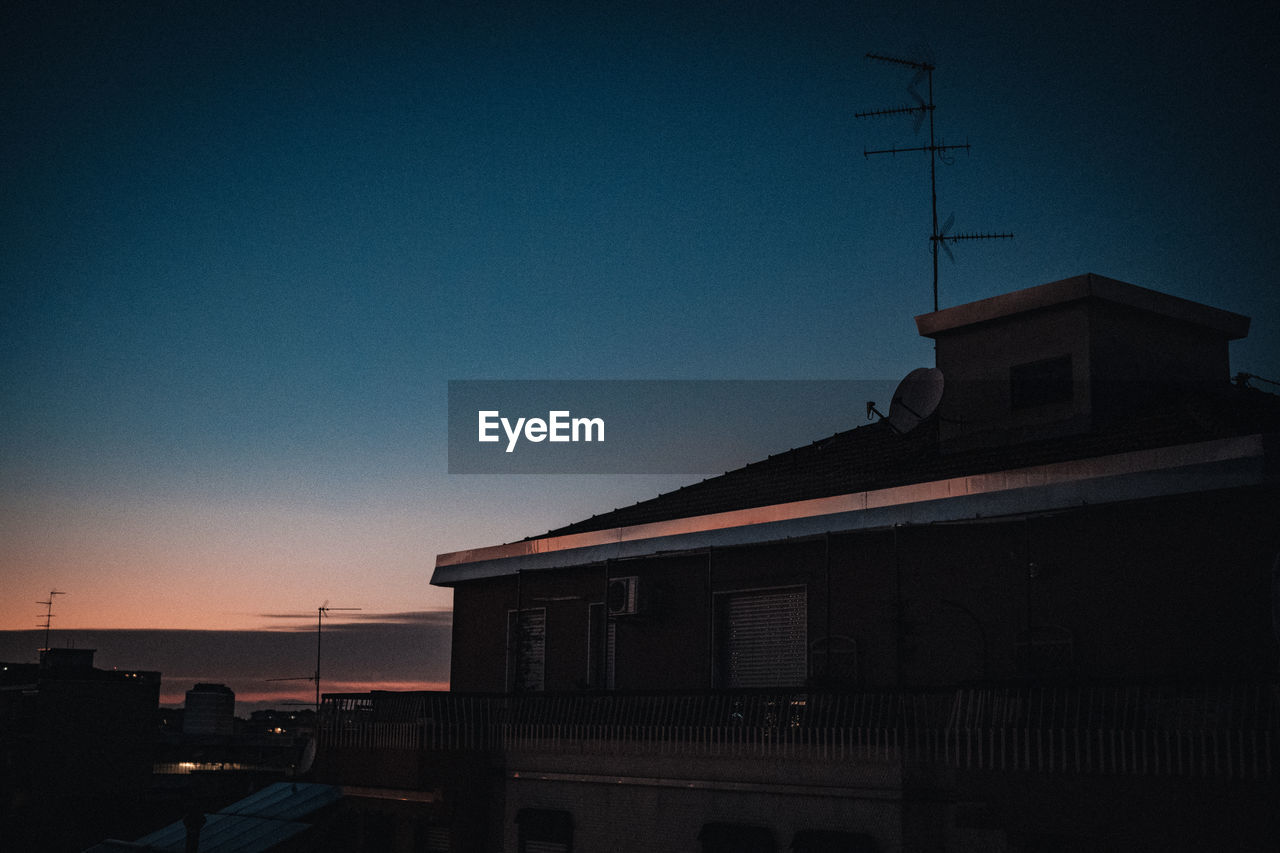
[0, 648, 160, 851]
[317, 275, 1280, 852]
[183, 683, 236, 737]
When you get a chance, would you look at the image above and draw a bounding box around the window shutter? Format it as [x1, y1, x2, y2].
[721, 588, 807, 688]
[507, 609, 546, 691]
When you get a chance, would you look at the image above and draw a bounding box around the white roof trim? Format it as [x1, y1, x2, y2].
[914, 273, 1250, 339]
[432, 434, 1271, 585]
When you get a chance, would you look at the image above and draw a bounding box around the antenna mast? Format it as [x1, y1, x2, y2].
[857, 52, 1012, 313]
[36, 589, 67, 652]
[315, 603, 360, 715]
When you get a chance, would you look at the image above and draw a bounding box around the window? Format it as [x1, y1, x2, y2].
[698, 822, 775, 853]
[791, 829, 878, 853]
[506, 608, 546, 692]
[715, 587, 807, 688]
[809, 635, 859, 686]
[1010, 354, 1073, 410]
[586, 603, 616, 689]
[416, 822, 451, 852]
[1015, 624, 1074, 677]
[516, 808, 573, 853]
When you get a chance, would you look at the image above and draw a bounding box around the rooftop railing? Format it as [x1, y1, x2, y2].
[319, 682, 1279, 780]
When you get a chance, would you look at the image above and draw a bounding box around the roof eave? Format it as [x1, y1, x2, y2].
[431, 432, 1275, 586]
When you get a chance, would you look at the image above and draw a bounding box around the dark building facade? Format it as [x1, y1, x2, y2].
[319, 275, 1280, 852]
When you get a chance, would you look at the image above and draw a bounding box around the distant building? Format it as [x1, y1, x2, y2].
[152, 700, 318, 816]
[183, 682, 235, 737]
[318, 275, 1280, 851]
[244, 707, 316, 737]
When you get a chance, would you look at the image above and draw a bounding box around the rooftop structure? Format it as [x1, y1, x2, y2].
[328, 275, 1280, 851]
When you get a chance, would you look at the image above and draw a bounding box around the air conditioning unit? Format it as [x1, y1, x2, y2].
[607, 576, 639, 615]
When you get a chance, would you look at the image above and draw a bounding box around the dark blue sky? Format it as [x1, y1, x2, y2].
[2, 0, 1278, 660]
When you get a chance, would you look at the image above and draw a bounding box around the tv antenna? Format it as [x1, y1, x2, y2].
[857, 52, 1012, 313]
[264, 675, 320, 709]
[314, 602, 360, 715]
[36, 589, 67, 652]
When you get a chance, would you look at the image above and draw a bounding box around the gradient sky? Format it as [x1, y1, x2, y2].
[3, 1, 1278, 703]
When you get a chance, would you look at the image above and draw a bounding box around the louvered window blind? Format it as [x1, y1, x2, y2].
[720, 587, 806, 688]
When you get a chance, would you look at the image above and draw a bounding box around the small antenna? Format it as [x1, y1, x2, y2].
[36, 589, 67, 652]
[857, 52, 1012, 314]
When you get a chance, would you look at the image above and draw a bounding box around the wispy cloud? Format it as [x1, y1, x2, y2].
[257, 609, 450, 631]
[230, 680, 451, 707]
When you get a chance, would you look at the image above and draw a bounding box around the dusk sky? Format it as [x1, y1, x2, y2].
[3, 1, 1278, 708]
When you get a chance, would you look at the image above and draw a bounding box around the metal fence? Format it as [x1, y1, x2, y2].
[945, 683, 1278, 778]
[319, 682, 1279, 779]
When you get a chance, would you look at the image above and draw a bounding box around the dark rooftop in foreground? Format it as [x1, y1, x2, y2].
[86, 782, 343, 853]
[528, 274, 1275, 541]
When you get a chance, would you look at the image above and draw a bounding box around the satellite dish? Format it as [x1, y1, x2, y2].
[297, 736, 317, 775]
[887, 367, 944, 434]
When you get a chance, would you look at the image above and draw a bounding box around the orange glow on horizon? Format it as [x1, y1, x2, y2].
[0, 491, 455, 632]
[160, 679, 451, 708]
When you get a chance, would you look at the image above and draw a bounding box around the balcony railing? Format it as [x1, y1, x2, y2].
[318, 682, 1279, 780]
